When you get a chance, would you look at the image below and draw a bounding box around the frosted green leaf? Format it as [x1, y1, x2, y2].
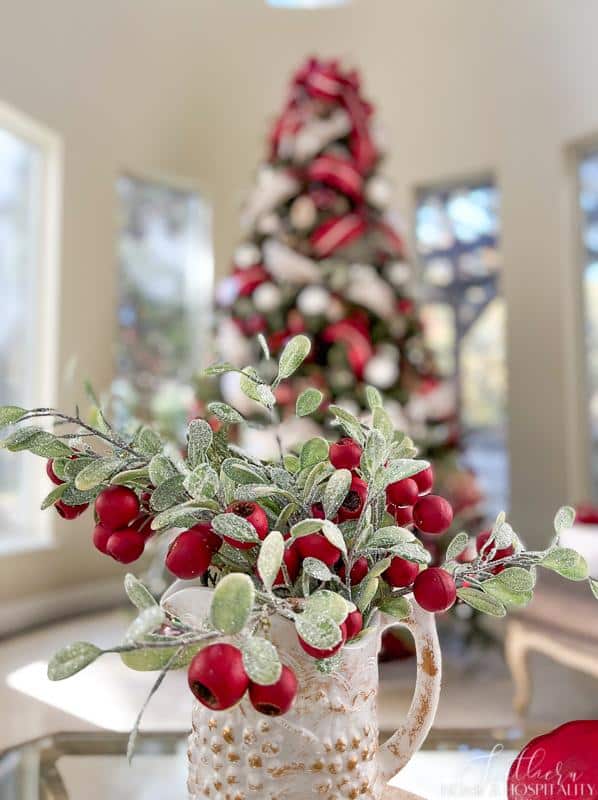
[1, 426, 44, 450]
[274, 502, 298, 531]
[590, 578, 598, 600]
[210, 573, 255, 634]
[456, 587, 506, 616]
[258, 531, 284, 591]
[302, 557, 333, 582]
[321, 520, 347, 556]
[277, 334, 311, 381]
[368, 557, 391, 579]
[302, 460, 334, 501]
[187, 419, 213, 467]
[445, 532, 469, 563]
[48, 642, 103, 681]
[125, 606, 165, 643]
[323, 469, 352, 519]
[222, 458, 266, 485]
[390, 540, 430, 564]
[356, 576, 379, 612]
[372, 407, 393, 444]
[75, 457, 123, 491]
[234, 484, 296, 503]
[373, 459, 429, 492]
[295, 615, 342, 650]
[150, 503, 212, 531]
[184, 465, 219, 500]
[362, 429, 387, 476]
[379, 596, 411, 620]
[327, 405, 365, 445]
[364, 526, 414, 551]
[304, 590, 349, 624]
[135, 427, 163, 456]
[215, 541, 256, 571]
[365, 386, 382, 410]
[257, 332, 271, 361]
[554, 505, 576, 535]
[202, 361, 240, 376]
[490, 566, 535, 592]
[242, 637, 281, 686]
[120, 642, 198, 672]
[149, 475, 186, 512]
[212, 513, 260, 545]
[492, 518, 515, 550]
[111, 467, 151, 487]
[240, 368, 276, 408]
[124, 574, 157, 610]
[296, 388, 323, 417]
[481, 581, 532, 608]
[540, 548, 588, 581]
[0, 405, 26, 426]
[291, 518, 324, 539]
[207, 402, 245, 425]
[316, 652, 342, 673]
[3, 427, 72, 458]
[41, 482, 68, 510]
[283, 454, 300, 473]
[300, 437, 329, 470]
[148, 454, 177, 487]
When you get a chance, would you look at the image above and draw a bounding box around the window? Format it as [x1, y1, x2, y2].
[113, 175, 212, 439]
[578, 150, 598, 499]
[0, 104, 61, 547]
[415, 179, 508, 516]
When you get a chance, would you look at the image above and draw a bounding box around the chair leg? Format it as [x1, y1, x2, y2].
[505, 621, 532, 716]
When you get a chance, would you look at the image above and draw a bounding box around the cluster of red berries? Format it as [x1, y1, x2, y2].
[188, 643, 298, 716]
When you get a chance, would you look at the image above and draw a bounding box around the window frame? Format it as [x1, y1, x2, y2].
[0, 101, 62, 553]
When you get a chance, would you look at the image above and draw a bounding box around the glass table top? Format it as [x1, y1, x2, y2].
[0, 727, 540, 800]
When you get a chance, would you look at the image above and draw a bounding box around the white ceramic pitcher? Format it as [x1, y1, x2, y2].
[164, 587, 441, 800]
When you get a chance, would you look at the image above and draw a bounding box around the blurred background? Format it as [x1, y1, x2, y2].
[1, 0, 598, 794]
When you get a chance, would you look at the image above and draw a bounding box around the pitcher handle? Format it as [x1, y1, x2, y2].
[377, 595, 442, 782]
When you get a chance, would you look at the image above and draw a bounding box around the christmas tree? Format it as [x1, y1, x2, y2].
[215, 57, 482, 536]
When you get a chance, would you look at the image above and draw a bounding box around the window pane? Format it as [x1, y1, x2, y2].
[0, 127, 43, 537]
[415, 180, 509, 516]
[579, 152, 598, 498]
[114, 175, 212, 438]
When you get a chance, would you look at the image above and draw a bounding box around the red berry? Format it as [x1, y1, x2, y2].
[413, 466, 434, 495]
[92, 523, 112, 554]
[386, 478, 419, 508]
[384, 556, 420, 588]
[106, 528, 145, 563]
[188, 643, 249, 710]
[273, 544, 301, 586]
[298, 621, 347, 658]
[413, 495, 453, 535]
[344, 609, 363, 640]
[295, 532, 341, 567]
[390, 505, 414, 526]
[55, 500, 88, 520]
[413, 567, 456, 612]
[338, 556, 369, 585]
[329, 437, 363, 470]
[46, 459, 64, 485]
[337, 475, 368, 522]
[95, 486, 140, 530]
[310, 502, 325, 519]
[248, 665, 298, 716]
[166, 524, 220, 579]
[476, 530, 514, 561]
[225, 501, 269, 548]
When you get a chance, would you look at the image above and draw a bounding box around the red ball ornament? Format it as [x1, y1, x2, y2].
[95, 486, 140, 530]
[413, 466, 434, 495]
[344, 609, 363, 641]
[248, 665, 298, 716]
[391, 505, 414, 527]
[225, 501, 269, 548]
[92, 523, 112, 554]
[188, 644, 249, 711]
[55, 500, 88, 520]
[166, 524, 221, 579]
[337, 475, 368, 522]
[338, 556, 369, 585]
[476, 530, 515, 561]
[273, 544, 301, 586]
[384, 556, 420, 588]
[386, 478, 419, 508]
[413, 567, 456, 613]
[413, 495, 453, 535]
[106, 528, 145, 564]
[329, 437, 363, 470]
[46, 459, 64, 486]
[295, 533, 341, 568]
[298, 621, 347, 659]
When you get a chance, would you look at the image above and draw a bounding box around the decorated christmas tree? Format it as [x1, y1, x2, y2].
[215, 57, 482, 540]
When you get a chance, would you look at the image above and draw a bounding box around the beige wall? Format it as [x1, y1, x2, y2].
[0, 0, 597, 603]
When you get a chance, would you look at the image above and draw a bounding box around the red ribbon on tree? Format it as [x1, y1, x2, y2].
[233, 265, 268, 297]
[310, 213, 367, 258]
[308, 154, 363, 201]
[322, 315, 373, 379]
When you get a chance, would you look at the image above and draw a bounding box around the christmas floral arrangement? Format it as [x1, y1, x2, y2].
[1, 336, 594, 755]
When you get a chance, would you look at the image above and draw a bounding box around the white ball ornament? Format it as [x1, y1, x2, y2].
[386, 261, 411, 287]
[297, 285, 330, 316]
[234, 243, 261, 270]
[365, 175, 393, 209]
[253, 282, 282, 313]
[215, 276, 239, 307]
[290, 195, 317, 231]
[364, 350, 400, 389]
[257, 213, 281, 236]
